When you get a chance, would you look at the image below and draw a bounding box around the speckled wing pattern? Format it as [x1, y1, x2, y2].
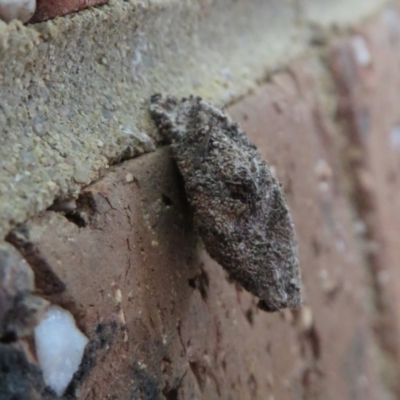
[150, 94, 302, 311]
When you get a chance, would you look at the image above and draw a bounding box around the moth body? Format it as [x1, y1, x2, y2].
[150, 94, 302, 311]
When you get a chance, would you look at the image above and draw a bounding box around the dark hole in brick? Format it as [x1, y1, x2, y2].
[0, 331, 17, 344]
[258, 299, 279, 312]
[189, 361, 207, 391]
[187, 267, 209, 301]
[162, 194, 173, 206]
[221, 359, 227, 372]
[188, 278, 196, 289]
[64, 212, 87, 228]
[245, 308, 254, 326]
[48, 193, 97, 228]
[162, 388, 178, 400]
[48, 199, 87, 227]
[307, 326, 321, 360]
[247, 374, 258, 397]
[311, 238, 322, 257]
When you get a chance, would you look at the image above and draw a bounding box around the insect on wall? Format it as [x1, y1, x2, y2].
[150, 94, 302, 312]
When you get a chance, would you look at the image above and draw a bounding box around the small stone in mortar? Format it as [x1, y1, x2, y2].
[0, 0, 36, 23]
[34, 306, 88, 396]
[150, 94, 302, 311]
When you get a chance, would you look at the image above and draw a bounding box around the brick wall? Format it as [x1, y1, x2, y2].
[1, 1, 400, 399]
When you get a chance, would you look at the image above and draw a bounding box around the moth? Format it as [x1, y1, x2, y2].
[150, 94, 301, 311]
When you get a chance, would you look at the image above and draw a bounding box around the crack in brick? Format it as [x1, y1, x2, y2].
[187, 264, 209, 302]
[5, 225, 66, 296]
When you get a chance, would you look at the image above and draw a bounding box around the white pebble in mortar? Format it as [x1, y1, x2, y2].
[0, 0, 36, 23]
[351, 36, 372, 67]
[34, 306, 89, 396]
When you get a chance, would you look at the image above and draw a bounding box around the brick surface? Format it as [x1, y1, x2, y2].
[31, 0, 108, 23]
[6, 61, 386, 399]
[329, 6, 400, 392]
[229, 63, 384, 400]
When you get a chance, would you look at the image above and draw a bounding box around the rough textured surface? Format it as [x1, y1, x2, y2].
[150, 95, 301, 312]
[4, 63, 387, 399]
[1, 1, 400, 399]
[0, 0, 387, 240]
[302, 0, 387, 26]
[0, 0, 300, 240]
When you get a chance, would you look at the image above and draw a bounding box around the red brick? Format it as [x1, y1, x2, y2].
[329, 7, 400, 393]
[8, 59, 386, 399]
[31, 0, 108, 23]
[228, 62, 384, 400]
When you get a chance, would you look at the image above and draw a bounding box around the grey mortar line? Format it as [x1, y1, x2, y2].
[0, 0, 389, 239]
